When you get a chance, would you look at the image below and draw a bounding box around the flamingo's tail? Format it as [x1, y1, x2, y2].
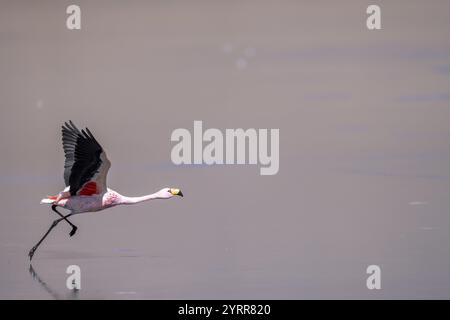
[40, 196, 57, 204]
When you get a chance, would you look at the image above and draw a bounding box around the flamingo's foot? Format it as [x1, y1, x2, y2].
[69, 226, 77, 237]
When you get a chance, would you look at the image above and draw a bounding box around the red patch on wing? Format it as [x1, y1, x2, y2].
[78, 181, 97, 196]
[47, 195, 58, 200]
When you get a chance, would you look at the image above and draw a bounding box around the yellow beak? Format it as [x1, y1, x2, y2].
[170, 188, 183, 197]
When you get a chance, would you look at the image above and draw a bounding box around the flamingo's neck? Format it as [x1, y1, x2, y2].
[120, 192, 161, 205]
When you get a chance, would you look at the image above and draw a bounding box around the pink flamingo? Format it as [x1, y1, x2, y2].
[29, 121, 183, 260]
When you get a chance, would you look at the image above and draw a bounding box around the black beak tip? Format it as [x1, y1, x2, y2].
[178, 191, 184, 197]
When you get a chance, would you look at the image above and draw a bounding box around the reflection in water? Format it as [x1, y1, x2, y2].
[29, 264, 79, 300]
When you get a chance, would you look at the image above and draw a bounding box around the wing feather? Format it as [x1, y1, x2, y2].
[62, 121, 110, 195]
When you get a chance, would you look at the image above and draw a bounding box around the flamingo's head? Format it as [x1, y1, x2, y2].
[159, 187, 183, 198]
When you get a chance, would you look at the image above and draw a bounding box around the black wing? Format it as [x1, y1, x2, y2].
[62, 121, 110, 196]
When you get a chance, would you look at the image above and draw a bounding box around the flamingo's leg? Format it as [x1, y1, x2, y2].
[28, 213, 75, 260]
[51, 205, 77, 237]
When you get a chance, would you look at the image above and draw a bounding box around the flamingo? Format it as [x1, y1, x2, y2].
[29, 121, 183, 260]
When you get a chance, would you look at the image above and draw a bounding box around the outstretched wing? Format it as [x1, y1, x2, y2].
[62, 121, 111, 196]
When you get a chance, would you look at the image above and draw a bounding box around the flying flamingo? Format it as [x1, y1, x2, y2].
[29, 121, 183, 260]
